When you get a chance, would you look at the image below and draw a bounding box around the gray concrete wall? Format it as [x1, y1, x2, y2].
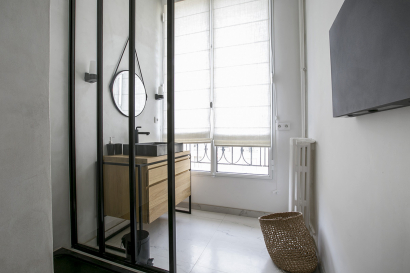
[0, 0, 53, 272]
[50, 0, 71, 250]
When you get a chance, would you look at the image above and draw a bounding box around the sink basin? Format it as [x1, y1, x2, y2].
[123, 142, 183, 157]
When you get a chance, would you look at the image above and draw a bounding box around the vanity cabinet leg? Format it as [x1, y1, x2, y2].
[176, 195, 191, 214]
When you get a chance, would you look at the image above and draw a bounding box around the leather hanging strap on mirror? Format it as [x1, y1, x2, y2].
[111, 37, 147, 100]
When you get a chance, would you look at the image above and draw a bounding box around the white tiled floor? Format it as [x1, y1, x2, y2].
[102, 209, 312, 273]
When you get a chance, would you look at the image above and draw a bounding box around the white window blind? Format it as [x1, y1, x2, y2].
[163, 0, 212, 143]
[213, 0, 271, 147]
[163, 0, 271, 147]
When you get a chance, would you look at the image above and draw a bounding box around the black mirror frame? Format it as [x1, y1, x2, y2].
[109, 70, 148, 117]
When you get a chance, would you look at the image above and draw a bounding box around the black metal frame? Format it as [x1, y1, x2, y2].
[69, 0, 78, 248]
[54, 248, 136, 273]
[97, 0, 105, 255]
[167, 0, 177, 271]
[128, 0, 138, 265]
[175, 195, 192, 214]
[68, 0, 178, 272]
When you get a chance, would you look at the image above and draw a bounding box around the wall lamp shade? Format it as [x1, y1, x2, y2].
[155, 84, 164, 100]
[84, 61, 97, 83]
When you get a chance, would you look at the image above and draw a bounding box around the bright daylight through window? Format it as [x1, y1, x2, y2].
[163, 0, 272, 176]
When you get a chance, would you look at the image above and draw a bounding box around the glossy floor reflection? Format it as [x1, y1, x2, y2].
[98, 209, 320, 273]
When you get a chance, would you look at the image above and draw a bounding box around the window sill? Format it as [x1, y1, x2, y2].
[191, 170, 274, 180]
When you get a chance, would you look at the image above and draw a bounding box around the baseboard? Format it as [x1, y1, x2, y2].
[55, 248, 142, 273]
[176, 202, 272, 218]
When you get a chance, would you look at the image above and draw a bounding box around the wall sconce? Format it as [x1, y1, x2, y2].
[84, 61, 97, 83]
[155, 84, 164, 100]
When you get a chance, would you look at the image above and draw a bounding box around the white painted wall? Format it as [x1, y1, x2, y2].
[305, 0, 410, 272]
[0, 0, 53, 272]
[191, 0, 302, 213]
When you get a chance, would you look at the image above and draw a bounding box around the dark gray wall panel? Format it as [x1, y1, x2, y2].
[330, 0, 410, 117]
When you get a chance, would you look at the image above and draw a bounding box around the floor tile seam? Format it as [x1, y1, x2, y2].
[219, 219, 260, 229]
[223, 214, 260, 224]
[188, 217, 225, 273]
[147, 247, 200, 273]
[183, 213, 227, 222]
[190, 264, 230, 273]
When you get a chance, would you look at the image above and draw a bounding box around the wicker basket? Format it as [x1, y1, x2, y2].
[259, 212, 317, 273]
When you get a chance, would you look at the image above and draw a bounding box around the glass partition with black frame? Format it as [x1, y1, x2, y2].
[69, 0, 177, 272]
[73, 0, 99, 250]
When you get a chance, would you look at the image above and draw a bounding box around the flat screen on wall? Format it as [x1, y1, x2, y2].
[330, 0, 410, 117]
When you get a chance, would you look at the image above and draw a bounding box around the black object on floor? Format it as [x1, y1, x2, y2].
[121, 231, 153, 266]
[54, 248, 134, 273]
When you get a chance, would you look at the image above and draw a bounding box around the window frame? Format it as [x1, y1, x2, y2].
[161, 0, 276, 180]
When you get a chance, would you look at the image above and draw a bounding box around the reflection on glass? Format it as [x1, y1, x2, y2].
[102, 159, 171, 270]
[111, 71, 147, 117]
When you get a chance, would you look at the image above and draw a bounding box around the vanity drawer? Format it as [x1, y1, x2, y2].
[147, 158, 190, 186]
[148, 170, 191, 223]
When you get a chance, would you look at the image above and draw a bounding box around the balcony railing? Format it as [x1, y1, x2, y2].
[183, 143, 270, 175]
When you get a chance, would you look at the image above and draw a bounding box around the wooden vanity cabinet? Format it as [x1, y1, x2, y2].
[103, 151, 191, 224]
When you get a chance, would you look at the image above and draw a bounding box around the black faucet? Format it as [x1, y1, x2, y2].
[135, 126, 150, 144]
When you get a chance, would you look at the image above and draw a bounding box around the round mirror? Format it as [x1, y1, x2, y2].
[111, 70, 147, 117]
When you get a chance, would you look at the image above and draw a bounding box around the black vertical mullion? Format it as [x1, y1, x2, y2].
[69, 0, 78, 247]
[96, 0, 105, 254]
[166, 0, 177, 272]
[259, 147, 261, 166]
[138, 165, 143, 232]
[129, 0, 138, 265]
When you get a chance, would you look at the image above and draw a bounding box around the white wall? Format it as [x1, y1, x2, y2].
[0, 0, 53, 272]
[191, 0, 302, 213]
[305, 0, 410, 272]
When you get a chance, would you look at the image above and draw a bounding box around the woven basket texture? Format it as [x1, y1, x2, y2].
[259, 212, 318, 273]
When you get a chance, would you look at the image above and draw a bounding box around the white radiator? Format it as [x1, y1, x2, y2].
[289, 138, 316, 228]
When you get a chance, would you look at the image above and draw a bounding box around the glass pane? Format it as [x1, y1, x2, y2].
[100, 0, 171, 270]
[184, 143, 211, 172]
[75, 0, 98, 250]
[74, 0, 173, 271]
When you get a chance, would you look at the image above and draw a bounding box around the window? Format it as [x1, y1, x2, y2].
[164, 0, 273, 176]
[183, 143, 212, 172]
